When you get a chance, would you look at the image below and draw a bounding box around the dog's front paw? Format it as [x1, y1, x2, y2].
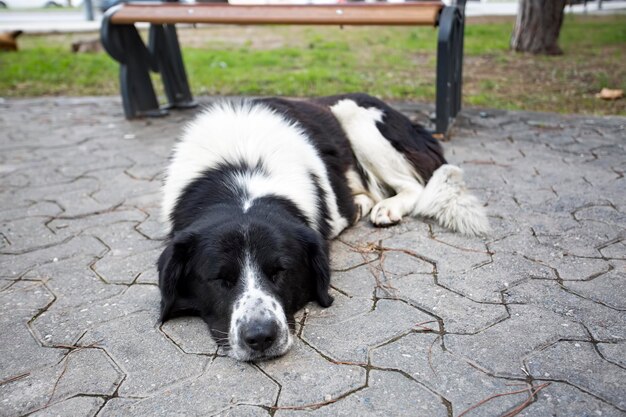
[370, 200, 402, 227]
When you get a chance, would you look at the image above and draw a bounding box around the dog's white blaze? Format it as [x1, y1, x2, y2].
[161, 101, 348, 237]
[228, 255, 291, 361]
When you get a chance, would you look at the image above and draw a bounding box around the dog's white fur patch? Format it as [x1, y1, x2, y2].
[331, 99, 489, 235]
[228, 254, 291, 361]
[162, 101, 349, 237]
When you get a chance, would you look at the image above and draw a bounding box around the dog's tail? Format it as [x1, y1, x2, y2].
[414, 164, 490, 236]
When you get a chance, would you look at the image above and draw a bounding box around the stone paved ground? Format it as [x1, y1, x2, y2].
[0, 97, 625, 417]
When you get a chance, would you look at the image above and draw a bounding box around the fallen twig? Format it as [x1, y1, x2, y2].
[457, 382, 550, 417]
[428, 334, 440, 376]
[414, 320, 437, 332]
[501, 383, 550, 417]
[270, 396, 340, 411]
[0, 372, 30, 386]
[463, 159, 511, 168]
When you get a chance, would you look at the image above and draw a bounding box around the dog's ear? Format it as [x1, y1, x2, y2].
[297, 227, 334, 308]
[158, 232, 196, 322]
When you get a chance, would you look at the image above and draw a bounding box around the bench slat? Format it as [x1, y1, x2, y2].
[109, 3, 443, 26]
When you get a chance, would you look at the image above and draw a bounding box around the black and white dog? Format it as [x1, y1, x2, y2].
[158, 94, 488, 361]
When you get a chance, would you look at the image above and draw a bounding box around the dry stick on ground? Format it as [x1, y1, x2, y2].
[270, 396, 343, 411]
[457, 382, 551, 417]
[463, 159, 511, 168]
[428, 334, 440, 377]
[500, 383, 551, 417]
[350, 242, 398, 297]
[414, 320, 437, 332]
[329, 359, 368, 367]
[0, 372, 30, 386]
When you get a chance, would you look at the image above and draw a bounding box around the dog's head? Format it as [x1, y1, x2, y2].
[158, 215, 333, 361]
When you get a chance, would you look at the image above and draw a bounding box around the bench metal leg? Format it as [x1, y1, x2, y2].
[435, 5, 465, 135]
[101, 10, 167, 119]
[149, 24, 198, 111]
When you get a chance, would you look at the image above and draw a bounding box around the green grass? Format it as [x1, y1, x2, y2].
[1, 14, 625, 115]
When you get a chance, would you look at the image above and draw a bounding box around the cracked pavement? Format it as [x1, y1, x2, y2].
[1, 97, 625, 417]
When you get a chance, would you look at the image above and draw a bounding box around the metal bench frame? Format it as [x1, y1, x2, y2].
[101, 1, 466, 135]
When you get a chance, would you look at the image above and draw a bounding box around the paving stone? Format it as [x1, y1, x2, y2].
[336, 221, 398, 247]
[160, 316, 218, 355]
[213, 406, 271, 417]
[93, 246, 161, 285]
[329, 240, 378, 272]
[0, 235, 107, 279]
[47, 209, 147, 239]
[445, 305, 587, 378]
[564, 261, 626, 310]
[134, 206, 167, 241]
[96, 398, 140, 417]
[124, 163, 163, 181]
[515, 211, 579, 238]
[377, 273, 507, 334]
[0, 361, 62, 417]
[86, 222, 161, 284]
[21, 255, 124, 308]
[379, 249, 433, 276]
[50, 348, 123, 401]
[0, 201, 64, 223]
[574, 205, 626, 229]
[28, 396, 105, 417]
[438, 252, 554, 303]
[56, 148, 135, 180]
[526, 341, 626, 411]
[383, 230, 491, 275]
[549, 256, 611, 282]
[597, 342, 626, 368]
[516, 381, 624, 417]
[491, 231, 612, 281]
[302, 295, 433, 363]
[90, 169, 161, 206]
[505, 279, 626, 342]
[0, 348, 121, 416]
[31, 397, 105, 417]
[0, 281, 66, 381]
[535, 220, 622, 259]
[371, 333, 529, 416]
[0, 217, 69, 254]
[330, 264, 379, 298]
[103, 357, 277, 416]
[600, 240, 626, 260]
[3, 178, 107, 218]
[275, 370, 448, 417]
[32, 284, 160, 346]
[259, 339, 366, 407]
[80, 310, 207, 397]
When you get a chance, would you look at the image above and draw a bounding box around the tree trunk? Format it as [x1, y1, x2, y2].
[511, 0, 568, 55]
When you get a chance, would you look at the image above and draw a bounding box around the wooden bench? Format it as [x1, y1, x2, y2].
[101, 1, 466, 134]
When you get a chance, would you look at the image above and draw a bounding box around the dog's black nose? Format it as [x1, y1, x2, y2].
[242, 320, 278, 352]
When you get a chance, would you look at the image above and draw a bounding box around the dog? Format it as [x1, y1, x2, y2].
[158, 93, 489, 361]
